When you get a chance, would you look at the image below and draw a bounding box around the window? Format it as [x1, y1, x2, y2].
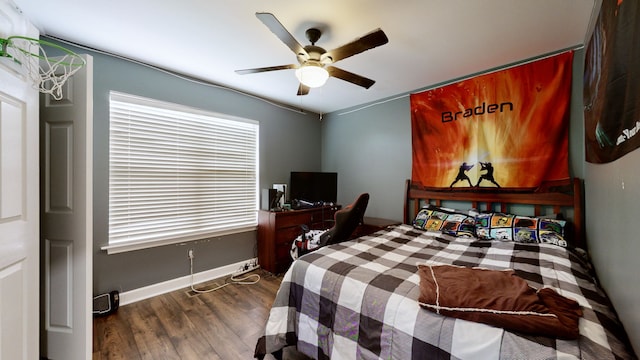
[104, 92, 259, 254]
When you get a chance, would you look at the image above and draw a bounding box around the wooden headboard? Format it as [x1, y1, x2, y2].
[403, 178, 585, 249]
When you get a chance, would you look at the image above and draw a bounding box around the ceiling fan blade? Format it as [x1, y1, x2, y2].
[325, 28, 388, 63]
[235, 64, 297, 75]
[326, 66, 375, 89]
[297, 83, 310, 96]
[256, 12, 307, 57]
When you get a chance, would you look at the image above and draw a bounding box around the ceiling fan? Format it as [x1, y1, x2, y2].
[235, 12, 389, 95]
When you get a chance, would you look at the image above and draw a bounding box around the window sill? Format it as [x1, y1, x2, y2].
[101, 225, 257, 254]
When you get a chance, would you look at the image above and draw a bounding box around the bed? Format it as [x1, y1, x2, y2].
[254, 178, 636, 359]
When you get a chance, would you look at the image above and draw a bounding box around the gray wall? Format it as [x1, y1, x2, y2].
[321, 48, 639, 352]
[585, 154, 640, 354]
[583, 106, 640, 360]
[49, 41, 322, 294]
[321, 97, 412, 221]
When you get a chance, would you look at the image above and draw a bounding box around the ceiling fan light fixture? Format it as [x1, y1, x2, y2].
[295, 64, 329, 88]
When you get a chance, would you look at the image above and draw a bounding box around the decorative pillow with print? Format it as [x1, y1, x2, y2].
[475, 213, 567, 247]
[413, 204, 476, 237]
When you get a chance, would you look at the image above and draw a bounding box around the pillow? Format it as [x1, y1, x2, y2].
[475, 212, 567, 247]
[413, 204, 476, 237]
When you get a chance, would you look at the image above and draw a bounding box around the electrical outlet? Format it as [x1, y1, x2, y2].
[188, 249, 194, 259]
[234, 261, 260, 276]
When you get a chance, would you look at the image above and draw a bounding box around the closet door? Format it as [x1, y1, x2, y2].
[40, 54, 93, 360]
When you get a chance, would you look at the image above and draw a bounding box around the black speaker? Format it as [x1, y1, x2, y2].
[262, 188, 277, 210]
[93, 290, 120, 317]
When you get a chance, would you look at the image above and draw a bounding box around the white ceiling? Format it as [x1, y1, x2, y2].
[12, 0, 598, 114]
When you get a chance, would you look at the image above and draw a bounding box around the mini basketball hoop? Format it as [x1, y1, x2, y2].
[0, 35, 85, 100]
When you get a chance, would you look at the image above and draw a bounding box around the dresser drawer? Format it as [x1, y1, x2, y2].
[276, 212, 313, 228]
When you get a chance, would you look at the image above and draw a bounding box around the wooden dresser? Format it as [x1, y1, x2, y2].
[257, 206, 339, 273]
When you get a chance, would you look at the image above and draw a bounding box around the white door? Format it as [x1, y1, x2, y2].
[0, 2, 40, 359]
[40, 54, 93, 360]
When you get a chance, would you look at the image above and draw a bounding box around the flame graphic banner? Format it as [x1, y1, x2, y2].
[411, 51, 573, 189]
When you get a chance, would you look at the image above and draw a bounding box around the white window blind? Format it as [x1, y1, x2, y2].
[105, 91, 259, 254]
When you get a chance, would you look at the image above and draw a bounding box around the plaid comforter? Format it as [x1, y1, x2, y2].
[255, 224, 636, 359]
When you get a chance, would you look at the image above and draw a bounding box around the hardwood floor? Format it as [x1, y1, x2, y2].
[92, 269, 311, 360]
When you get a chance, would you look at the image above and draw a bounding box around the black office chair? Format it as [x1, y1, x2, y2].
[318, 193, 370, 247]
[290, 193, 370, 260]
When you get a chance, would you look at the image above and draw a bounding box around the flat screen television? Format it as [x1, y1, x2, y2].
[289, 171, 337, 207]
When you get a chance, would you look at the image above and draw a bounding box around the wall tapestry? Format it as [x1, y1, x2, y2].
[584, 0, 640, 163]
[411, 51, 573, 189]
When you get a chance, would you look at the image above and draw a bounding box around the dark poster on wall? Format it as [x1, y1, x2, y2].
[584, 0, 640, 163]
[411, 51, 573, 189]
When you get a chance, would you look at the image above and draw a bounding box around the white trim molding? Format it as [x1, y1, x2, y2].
[118, 257, 258, 305]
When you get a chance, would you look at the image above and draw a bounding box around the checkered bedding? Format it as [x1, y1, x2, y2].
[254, 224, 636, 359]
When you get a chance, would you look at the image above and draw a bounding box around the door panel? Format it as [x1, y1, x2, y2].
[0, 97, 23, 219]
[46, 121, 74, 212]
[0, 262, 25, 359]
[46, 239, 73, 330]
